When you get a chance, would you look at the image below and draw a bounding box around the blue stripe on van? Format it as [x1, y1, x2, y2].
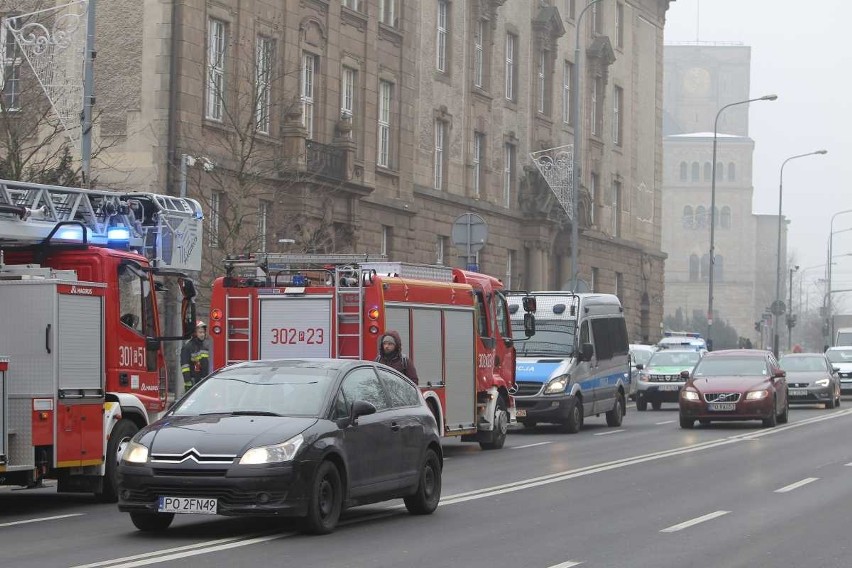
[516, 362, 561, 383]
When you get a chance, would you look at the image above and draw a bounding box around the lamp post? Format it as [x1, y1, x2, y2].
[569, 0, 605, 291]
[707, 94, 777, 351]
[787, 265, 799, 351]
[826, 209, 852, 345]
[773, 149, 827, 357]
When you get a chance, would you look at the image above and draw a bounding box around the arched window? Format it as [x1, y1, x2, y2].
[712, 206, 719, 227]
[716, 162, 723, 181]
[695, 205, 706, 228]
[716, 255, 724, 282]
[727, 162, 736, 181]
[680, 161, 688, 181]
[691, 162, 699, 182]
[700, 253, 710, 281]
[721, 206, 731, 228]
[689, 254, 699, 281]
[703, 162, 712, 181]
[682, 205, 694, 228]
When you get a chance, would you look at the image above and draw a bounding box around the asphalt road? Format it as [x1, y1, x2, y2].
[3, 400, 852, 568]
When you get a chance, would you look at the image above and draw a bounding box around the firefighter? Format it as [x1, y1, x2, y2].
[376, 330, 419, 384]
[181, 320, 211, 391]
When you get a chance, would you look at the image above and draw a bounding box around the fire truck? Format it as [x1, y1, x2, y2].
[0, 179, 200, 499]
[209, 253, 534, 450]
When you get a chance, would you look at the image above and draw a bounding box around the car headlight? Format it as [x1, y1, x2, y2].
[681, 390, 700, 401]
[544, 375, 569, 394]
[239, 434, 304, 465]
[638, 372, 650, 382]
[745, 390, 769, 400]
[122, 440, 149, 464]
[814, 379, 830, 387]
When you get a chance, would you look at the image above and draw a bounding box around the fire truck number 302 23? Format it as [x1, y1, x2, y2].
[119, 345, 146, 368]
[270, 327, 325, 345]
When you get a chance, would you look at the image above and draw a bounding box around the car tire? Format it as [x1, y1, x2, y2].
[762, 399, 778, 428]
[479, 396, 508, 450]
[130, 512, 174, 532]
[606, 393, 625, 427]
[404, 448, 442, 515]
[651, 401, 662, 411]
[778, 397, 789, 423]
[561, 398, 584, 434]
[304, 460, 343, 535]
[521, 420, 538, 428]
[97, 419, 139, 502]
[636, 396, 648, 412]
[826, 397, 835, 410]
[698, 419, 711, 425]
[679, 415, 694, 429]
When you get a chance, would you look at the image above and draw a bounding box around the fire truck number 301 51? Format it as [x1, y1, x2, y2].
[270, 327, 325, 345]
[119, 345, 146, 368]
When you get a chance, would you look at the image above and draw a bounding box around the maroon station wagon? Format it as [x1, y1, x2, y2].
[679, 349, 789, 429]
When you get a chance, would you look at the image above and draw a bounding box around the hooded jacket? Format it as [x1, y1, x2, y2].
[376, 330, 419, 384]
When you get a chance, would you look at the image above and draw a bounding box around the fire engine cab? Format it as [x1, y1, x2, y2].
[210, 253, 534, 450]
[0, 179, 199, 499]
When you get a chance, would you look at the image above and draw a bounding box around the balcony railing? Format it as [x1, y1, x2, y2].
[306, 141, 346, 181]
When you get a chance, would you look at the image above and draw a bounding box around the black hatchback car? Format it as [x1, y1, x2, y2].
[117, 359, 442, 534]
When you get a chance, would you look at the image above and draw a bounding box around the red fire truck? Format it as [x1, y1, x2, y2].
[209, 253, 533, 450]
[0, 179, 199, 499]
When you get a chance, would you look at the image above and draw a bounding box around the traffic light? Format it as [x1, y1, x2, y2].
[786, 314, 798, 329]
[754, 321, 761, 332]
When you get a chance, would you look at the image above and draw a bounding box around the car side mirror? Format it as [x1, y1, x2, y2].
[773, 370, 786, 379]
[523, 313, 536, 337]
[503, 337, 514, 348]
[350, 400, 376, 423]
[833, 366, 841, 373]
[680, 370, 690, 379]
[522, 296, 537, 313]
[579, 343, 594, 362]
[635, 363, 645, 371]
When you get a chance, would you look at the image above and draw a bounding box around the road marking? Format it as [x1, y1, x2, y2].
[593, 430, 625, 436]
[660, 510, 730, 533]
[512, 442, 553, 449]
[775, 477, 819, 493]
[655, 420, 676, 425]
[0, 513, 83, 528]
[547, 561, 583, 568]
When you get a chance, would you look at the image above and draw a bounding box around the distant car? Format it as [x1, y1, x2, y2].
[657, 333, 707, 352]
[629, 344, 656, 399]
[825, 346, 852, 394]
[635, 349, 703, 411]
[118, 359, 442, 534]
[779, 353, 841, 408]
[678, 349, 789, 429]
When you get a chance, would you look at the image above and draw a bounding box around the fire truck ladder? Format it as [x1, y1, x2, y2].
[335, 264, 365, 360]
[225, 294, 252, 365]
[0, 179, 204, 271]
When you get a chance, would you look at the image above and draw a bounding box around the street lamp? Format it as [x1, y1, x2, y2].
[773, 149, 828, 357]
[787, 265, 799, 352]
[707, 94, 777, 351]
[826, 209, 852, 345]
[569, 0, 605, 291]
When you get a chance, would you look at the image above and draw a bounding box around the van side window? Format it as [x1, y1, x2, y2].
[495, 292, 511, 338]
[612, 317, 629, 355]
[579, 320, 590, 348]
[591, 318, 614, 360]
[475, 292, 491, 338]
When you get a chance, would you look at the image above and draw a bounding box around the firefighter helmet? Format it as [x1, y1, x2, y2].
[195, 320, 207, 329]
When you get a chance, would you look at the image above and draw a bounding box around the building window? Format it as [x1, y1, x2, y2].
[506, 250, 515, 287]
[343, 0, 361, 10]
[434, 119, 446, 190]
[613, 85, 623, 145]
[472, 131, 484, 198]
[378, 80, 392, 168]
[615, 272, 623, 301]
[591, 267, 599, 292]
[537, 50, 546, 114]
[728, 162, 736, 181]
[505, 33, 517, 101]
[700, 254, 710, 281]
[615, 2, 625, 48]
[0, 21, 21, 111]
[379, 0, 396, 26]
[257, 201, 269, 253]
[301, 53, 318, 139]
[436, 1, 449, 73]
[341, 66, 356, 120]
[504, 143, 515, 208]
[716, 162, 724, 181]
[381, 226, 391, 256]
[436, 236, 448, 265]
[694, 205, 706, 228]
[562, 60, 573, 124]
[703, 162, 712, 181]
[591, 77, 603, 136]
[209, 192, 221, 248]
[679, 161, 688, 181]
[473, 19, 484, 88]
[590, 172, 599, 225]
[591, 3, 603, 35]
[566, 0, 576, 19]
[682, 205, 694, 228]
[691, 162, 700, 182]
[612, 180, 622, 237]
[206, 18, 226, 121]
[255, 36, 273, 134]
[689, 254, 699, 281]
[721, 206, 732, 229]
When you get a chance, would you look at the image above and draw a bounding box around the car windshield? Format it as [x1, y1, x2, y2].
[631, 349, 654, 366]
[513, 318, 576, 357]
[649, 351, 700, 368]
[779, 356, 827, 372]
[693, 357, 768, 377]
[836, 331, 852, 345]
[826, 349, 852, 364]
[172, 365, 336, 417]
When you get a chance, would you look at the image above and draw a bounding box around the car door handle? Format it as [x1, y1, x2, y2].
[390, 422, 400, 432]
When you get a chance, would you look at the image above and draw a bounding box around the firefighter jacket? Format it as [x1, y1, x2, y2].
[181, 336, 211, 384]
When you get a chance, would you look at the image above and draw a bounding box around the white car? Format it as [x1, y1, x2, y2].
[826, 346, 852, 394]
[629, 344, 656, 399]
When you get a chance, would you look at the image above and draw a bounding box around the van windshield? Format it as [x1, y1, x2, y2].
[512, 318, 576, 357]
[836, 331, 852, 346]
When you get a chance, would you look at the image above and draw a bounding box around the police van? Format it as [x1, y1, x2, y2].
[507, 292, 630, 433]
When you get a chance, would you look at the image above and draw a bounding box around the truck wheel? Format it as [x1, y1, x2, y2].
[606, 393, 625, 427]
[651, 401, 662, 411]
[303, 460, 343, 534]
[679, 414, 694, 429]
[636, 396, 648, 411]
[97, 419, 139, 502]
[404, 448, 442, 515]
[561, 398, 584, 434]
[479, 397, 508, 450]
[130, 512, 174, 532]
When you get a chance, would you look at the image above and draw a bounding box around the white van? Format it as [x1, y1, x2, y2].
[507, 292, 630, 433]
[835, 327, 852, 347]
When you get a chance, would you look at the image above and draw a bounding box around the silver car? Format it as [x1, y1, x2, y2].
[629, 344, 656, 400]
[779, 353, 841, 408]
[635, 349, 702, 411]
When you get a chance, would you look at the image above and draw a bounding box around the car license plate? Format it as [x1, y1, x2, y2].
[789, 389, 808, 397]
[158, 496, 218, 515]
[708, 402, 736, 411]
[516, 409, 527, 418]
[658, 384, 680, 391]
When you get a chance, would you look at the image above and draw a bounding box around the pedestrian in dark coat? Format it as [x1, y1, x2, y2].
[375, 330, 419, 384]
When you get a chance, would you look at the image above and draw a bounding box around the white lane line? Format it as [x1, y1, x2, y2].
[775, 477, 820, 493]
[655, 420, 676, 425]
[512, 442, 553, 450]
[0, 513, 83, 528]
[660, 510, 730, 533]
[594, 429, 625, 436]
[547, 561, 583, 568]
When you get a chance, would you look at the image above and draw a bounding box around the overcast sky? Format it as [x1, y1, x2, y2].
[664, 0, 852, 309]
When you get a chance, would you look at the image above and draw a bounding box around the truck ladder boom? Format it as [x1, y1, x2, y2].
[0, 179, 203, 271]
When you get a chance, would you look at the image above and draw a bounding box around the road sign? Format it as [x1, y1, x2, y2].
[451, 213, 488, 253]
[770, 300, 786, 316]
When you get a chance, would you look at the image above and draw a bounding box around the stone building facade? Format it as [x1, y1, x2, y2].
[9, 0, 673, 342]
